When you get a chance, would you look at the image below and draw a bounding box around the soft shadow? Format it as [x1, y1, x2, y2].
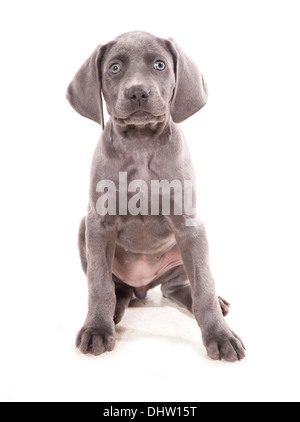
[115, 324, 204, 356]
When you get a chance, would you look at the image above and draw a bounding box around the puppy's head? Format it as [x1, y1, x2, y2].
[67, 31, 208, 129]
[101, 31, 175, 127]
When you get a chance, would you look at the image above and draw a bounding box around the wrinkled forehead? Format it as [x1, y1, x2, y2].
[104, 32, 173, 64]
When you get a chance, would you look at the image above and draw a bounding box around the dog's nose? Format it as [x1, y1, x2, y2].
[128, 86, 149, 105]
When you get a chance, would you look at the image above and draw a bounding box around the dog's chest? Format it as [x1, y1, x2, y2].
[122, 150, 156, 183]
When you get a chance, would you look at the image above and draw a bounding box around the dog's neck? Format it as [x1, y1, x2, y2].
[108, 118, 172, 148]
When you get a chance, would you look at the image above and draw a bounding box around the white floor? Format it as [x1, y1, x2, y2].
[2, 276, 299, 403]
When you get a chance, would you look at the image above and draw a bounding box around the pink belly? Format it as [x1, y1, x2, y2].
[112, 246, 183, 287]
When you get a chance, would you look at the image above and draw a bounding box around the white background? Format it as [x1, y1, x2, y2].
[1, 0, 300, 402]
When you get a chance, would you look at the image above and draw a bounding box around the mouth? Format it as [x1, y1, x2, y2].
[114, 111, 166, 126]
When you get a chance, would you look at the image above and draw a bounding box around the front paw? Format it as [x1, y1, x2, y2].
[76, 324, 115, 356]
[203, 325, 246, 362]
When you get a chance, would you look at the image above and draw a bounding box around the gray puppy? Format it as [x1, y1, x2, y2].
[67, 31, 245, 361]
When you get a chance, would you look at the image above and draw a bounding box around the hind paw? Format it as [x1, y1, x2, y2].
[218, 296, 230, 316]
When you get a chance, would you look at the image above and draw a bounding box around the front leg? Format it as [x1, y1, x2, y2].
[76, 213, 117, 356]
[173, 220, 246, 362]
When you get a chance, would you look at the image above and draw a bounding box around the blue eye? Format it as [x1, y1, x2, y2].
[154, 60, 166, 71]
[109, 63, 122, 74]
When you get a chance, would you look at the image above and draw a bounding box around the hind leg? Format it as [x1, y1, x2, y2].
[161, 266, 230, 317]
[78, 217, 87, 274]
[161, 267, 193, 313]
[113, 277, 134, 325]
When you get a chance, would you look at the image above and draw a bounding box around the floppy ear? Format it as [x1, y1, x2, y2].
[66, 44, 107, 129]
[168, 38, 208, 123]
